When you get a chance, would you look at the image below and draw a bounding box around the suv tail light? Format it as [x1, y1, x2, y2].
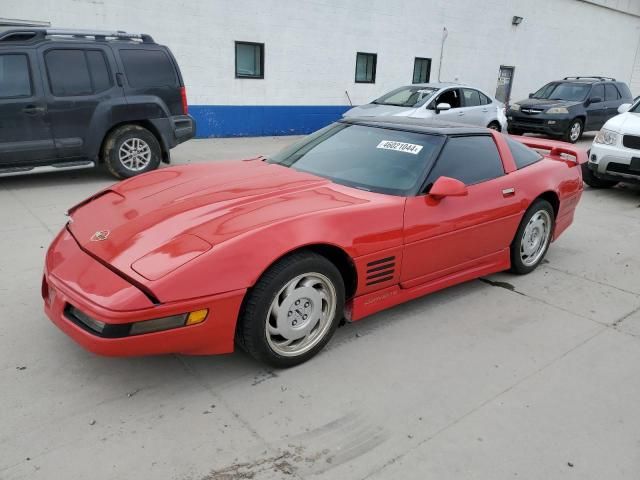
[180, 86, 188, 115]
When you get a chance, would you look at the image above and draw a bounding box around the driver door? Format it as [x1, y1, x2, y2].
[401, 135, 523, 286]
[429, 88, 465, 122]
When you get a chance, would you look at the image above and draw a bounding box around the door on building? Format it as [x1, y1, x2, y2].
[495, 66, 515, 105]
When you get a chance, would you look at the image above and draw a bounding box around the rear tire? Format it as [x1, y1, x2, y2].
[510, 199, 555, 275]
[487, 121, 501, 131]
[236, 251, 345, 368]
[102, 125, 161, 179]
[581, 164, 618, 188]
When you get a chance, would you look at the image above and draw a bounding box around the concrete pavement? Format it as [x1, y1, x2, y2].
[1, 133, 640, 479]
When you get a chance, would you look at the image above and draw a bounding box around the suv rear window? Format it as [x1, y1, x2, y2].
[0, 54, 31, 98]
[120, 49, 177, 88]
[505, 137, 542, 169]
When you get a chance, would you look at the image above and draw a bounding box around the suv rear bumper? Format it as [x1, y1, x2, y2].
[171, 114, 196, 144]
[507, 112, 572, 136]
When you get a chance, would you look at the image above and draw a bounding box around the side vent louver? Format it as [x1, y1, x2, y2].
[366, 256, 395, 286]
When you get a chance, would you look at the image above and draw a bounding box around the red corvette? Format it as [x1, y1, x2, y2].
[43, 118, 586, 366]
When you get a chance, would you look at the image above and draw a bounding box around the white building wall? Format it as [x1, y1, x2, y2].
[4, 0, 640, 135]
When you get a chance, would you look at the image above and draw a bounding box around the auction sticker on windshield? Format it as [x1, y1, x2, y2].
[376, 140, 423, 155]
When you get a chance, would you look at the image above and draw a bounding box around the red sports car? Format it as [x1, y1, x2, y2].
[43, 118, 586, 367]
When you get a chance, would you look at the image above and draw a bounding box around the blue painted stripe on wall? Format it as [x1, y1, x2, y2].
[189, 105, 351, 138]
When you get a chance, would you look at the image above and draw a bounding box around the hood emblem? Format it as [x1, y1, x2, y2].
[90, 230, 110, 242]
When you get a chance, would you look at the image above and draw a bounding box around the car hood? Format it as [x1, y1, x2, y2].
[343, 103, 418, 117]
[513, 98, 582, 110]
[602, 111, 640, 133]
[67, 160, 375, 281]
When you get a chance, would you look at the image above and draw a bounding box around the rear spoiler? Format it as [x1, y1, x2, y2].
[510, 136, 588, 165]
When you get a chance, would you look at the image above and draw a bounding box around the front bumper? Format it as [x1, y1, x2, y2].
[588, 142, 640, 183]
[507, 112, 572, 136]
[43, 229, 245, 356]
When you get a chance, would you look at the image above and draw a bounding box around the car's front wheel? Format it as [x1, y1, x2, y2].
[564, 118, 583, 143]
[237, 251, 345, 367]
[510, 199, 555, 274]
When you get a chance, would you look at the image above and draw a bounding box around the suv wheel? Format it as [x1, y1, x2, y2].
[564, 119, 583, 143]
[103, 125, 161, 179]
[507, 126, 524, 136]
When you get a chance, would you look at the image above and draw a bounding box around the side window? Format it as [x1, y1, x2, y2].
[120, 49, 178, 88]
[505, 137, 542, 169]
[427, 136, 504, 187]
[605, 83, 620, 101]
[86, 50, 111, 93]
[46, 49, 92, 96]
[434, 89, 461, 109]
[0, 54, 31, 98]
[616, 83, 632, 99]
[479, 92, 491, 105]
[462, 88, 481, 107]
[590, 84, 604, 101]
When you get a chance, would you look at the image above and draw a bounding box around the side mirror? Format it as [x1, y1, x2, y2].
[618, 103, 631, 114]
[528, 93, 534, 98]
[429, 176, 468, 199]
[588, 97, 602, 104]
[435, 103, 451, 114]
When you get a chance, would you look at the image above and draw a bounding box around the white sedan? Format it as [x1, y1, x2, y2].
[343, 82, 508, 131]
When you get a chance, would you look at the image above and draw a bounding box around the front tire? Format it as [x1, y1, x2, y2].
[581, 164, 618, 188]
[507, 126, 524, 135]
[102, 125, 162, 179]
[510, 199, 555, 274]
[236, 251, 345, 368]
[564, 118, 583, 143]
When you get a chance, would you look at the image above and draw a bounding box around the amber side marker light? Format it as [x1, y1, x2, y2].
[186, 309, 209, 326]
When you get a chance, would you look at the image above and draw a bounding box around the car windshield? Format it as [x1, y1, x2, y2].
[372, 86, 438, 107]
[532, 82, 590, 102]
[267, 123, 445, 196]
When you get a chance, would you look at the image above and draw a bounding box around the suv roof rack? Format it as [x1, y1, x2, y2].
[563, 76, 616, 81]
[0, 28, 154, 43]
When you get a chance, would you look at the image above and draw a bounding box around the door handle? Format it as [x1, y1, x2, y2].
[502, 187, 516, 197]
[457, 111, 465, 116]
[23, 104, 46, 115]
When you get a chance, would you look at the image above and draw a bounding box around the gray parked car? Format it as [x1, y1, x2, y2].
[343, 83, 507, 131]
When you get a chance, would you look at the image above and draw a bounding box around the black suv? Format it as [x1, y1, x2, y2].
[0, 28, 195, 178]
[507, 76, 633, 143]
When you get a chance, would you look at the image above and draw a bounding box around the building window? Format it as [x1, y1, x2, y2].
[235, 41, 264, 79]
[355, 52, 376, 83]
[413, 57, 431, 84]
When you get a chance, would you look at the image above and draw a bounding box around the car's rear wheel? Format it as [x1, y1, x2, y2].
[103, 125, 161, 179]
[487, 121, 501, 131]
[237, 251, 345, 367]
[510, 199, 555, 274]
[564, 118, 583, 143]
[581, 164, 618, 188]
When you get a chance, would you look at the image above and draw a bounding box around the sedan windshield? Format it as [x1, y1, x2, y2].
[267, 123, 445, 196]
[532, 82, 590, 102]
[372, 86, 438, 107]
